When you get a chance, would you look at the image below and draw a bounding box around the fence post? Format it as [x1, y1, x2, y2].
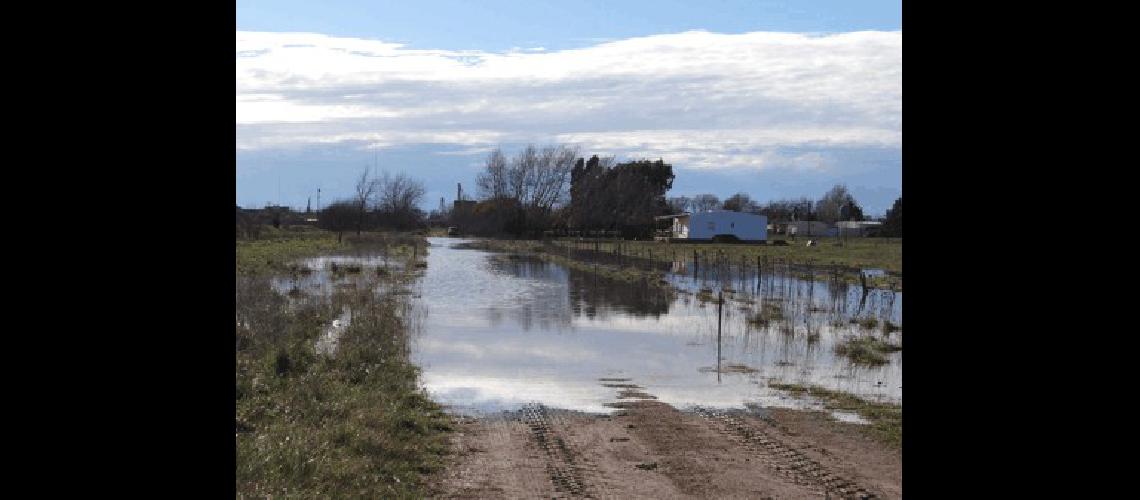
[717, 290, 723, 382]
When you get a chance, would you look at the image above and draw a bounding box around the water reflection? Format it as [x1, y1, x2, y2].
[412, 238, 901, 417]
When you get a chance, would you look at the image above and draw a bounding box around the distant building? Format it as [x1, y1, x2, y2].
[786, 221, 832, 237]
[655, 211, 767, 242]
[452, 199, 477, 213]
[836, 220, 883, 237]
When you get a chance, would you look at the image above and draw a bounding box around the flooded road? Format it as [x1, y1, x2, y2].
[411, 237, 901, 418]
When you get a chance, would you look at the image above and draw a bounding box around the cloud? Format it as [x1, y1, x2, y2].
[236, 29, 900, 172]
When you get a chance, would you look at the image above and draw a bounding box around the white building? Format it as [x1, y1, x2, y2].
[655, 211, 767, 242]
[836, 220, 883, 237]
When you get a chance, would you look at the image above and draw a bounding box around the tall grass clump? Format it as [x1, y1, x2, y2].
[834, 336, 901, 366]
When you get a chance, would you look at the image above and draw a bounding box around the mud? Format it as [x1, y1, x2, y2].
[431, 385, 900, 499]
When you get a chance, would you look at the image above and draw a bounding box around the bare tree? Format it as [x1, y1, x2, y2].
[722, 192, 752, 212]
[691, 194, 721, 213]
[667, 196, 692, 214]
[476, 148, 509, 200]
[354, 166, 380, 235]
[529, 145, 578, 212]
[478, 144, 577, 213]
[376, 171, 427, 229]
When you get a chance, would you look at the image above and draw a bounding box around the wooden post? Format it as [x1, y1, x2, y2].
[717, 290, 723, 383]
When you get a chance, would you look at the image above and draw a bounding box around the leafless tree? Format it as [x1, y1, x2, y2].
[528, 145, 578, 212]
[375, 171, 427, 229]
[478, 144, 577, 213]
[691, 194, 721, 213]
[476, 148, 509, 200]
[354, 166, 380, 235]
[667, 196, 692, 214]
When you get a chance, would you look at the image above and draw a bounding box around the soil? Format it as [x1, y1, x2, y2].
[429, 388, 900, 499]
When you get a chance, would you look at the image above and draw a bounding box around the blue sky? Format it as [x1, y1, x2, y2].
[236, 1, 901, 215]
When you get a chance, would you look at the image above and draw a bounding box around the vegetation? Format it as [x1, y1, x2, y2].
[543, 237, 901, 284]
[833, 336, 902, 366]
[568, 156, 675, 238]
[236, 231, 343, 275]
[236, 231, 451, 497]
[880, 197, 902, 237]
[747, 300, 786, 326]
[768, 382, 902, 449]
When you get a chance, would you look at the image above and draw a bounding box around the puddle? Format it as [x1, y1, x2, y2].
[270, 255, 406, 301]
[411, 238, 901, 416]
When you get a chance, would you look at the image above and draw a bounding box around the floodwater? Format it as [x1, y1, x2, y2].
[410, 238, 901, 419]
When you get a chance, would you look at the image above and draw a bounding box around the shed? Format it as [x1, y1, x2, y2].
[655, 211, 767, 242]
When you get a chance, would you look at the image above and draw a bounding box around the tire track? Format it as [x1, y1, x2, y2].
[518, 403, 602, 498]
[695, 407, 879, 499]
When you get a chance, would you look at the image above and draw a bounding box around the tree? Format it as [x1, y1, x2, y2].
[816, 184, 861, 224]
[375, 171, 427, 230]
[667, 196, 692, 214]
[690, 194, 720, 213]
[722, 193, 752, 212]
[568, 156, 674, 237]
[354, 166, 380, 235]
[317, 201, 357, 242]
[475, 144, 578, 235]
[881, 197, 902, 237]
[476, 148, 509, 200]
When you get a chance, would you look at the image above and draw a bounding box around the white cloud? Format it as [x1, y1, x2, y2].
[236, 29, 900, 172]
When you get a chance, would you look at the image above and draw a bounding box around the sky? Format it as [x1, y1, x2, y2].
[236, 0, 901, 216]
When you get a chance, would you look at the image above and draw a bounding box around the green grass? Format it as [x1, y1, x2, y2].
[237, 230, 344, 276]
[768, 382, 902, 449]
[236, 234, 449, 497]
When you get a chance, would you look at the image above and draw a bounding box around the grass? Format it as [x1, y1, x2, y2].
[237, 230, 344, 276]
[881, 320, 901, 334]
[768, 382, 902, 449]
[547, 237, 901, 289]
[236, 231, 450, 497]
[833, 336, 902, 366]
[747, 300, 786, 326]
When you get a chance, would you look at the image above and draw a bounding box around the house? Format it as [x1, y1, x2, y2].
[655, 211, 767, 242]
[786, 221, 832, 237]
[836, 220, 883, 237]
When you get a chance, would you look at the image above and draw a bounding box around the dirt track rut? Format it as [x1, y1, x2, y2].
[431, 380, 899, 499]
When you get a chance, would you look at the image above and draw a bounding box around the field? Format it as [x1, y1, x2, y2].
[235, 230, 451, 497]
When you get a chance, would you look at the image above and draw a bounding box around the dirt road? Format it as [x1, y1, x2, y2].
[429, 381, 900, 499]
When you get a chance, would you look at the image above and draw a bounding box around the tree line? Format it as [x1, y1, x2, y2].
[237, 144, 900, 240]
[448, 145, 675, 238]
[443, 144, 901, 238]
[318, 168, 427, 241]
